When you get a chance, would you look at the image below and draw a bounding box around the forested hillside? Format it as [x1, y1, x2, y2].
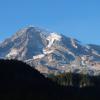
[0, 59, 100, 100]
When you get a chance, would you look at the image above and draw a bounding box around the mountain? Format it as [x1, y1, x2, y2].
[0, 26, 100, 75]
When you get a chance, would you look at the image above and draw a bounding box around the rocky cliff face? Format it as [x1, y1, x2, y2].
[0, 26, 100, 75]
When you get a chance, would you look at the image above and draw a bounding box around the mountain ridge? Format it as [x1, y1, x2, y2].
[0, 26, 100, 75]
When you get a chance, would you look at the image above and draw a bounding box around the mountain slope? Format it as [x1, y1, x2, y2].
[0, 27, 48, 60]
[0, 26, 100, 75]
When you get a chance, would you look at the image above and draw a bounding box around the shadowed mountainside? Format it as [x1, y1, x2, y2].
[0, 59, 100, 100]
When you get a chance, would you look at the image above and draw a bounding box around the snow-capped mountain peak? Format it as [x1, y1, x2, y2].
[0, 26, 100, 76]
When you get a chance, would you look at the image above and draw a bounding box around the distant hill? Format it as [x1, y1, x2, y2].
[0, 59, 100, 100]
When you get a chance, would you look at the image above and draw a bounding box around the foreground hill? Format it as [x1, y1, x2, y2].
[0, 60, 100, 100]
[0, 59, 61, 100]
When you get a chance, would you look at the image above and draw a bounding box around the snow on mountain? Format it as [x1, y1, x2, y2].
[92, 49, 100, 57]
[6, 48, 18, 58]
[46, 32, 62, 48]
[0, 26, 100, 76]
[33, 54, 45, 60]
[71, 38, 78, 48]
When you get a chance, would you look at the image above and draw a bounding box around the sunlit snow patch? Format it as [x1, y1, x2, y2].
[46, 33, 62, 48]
[6, 48, 18, 58]
[92, 49, 100, 57]
[71, 38, 78, 48]
[43, 49, 54, 54]
[33, 54, 45, 60]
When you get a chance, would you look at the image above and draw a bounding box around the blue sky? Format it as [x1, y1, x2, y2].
[0, 0, 100, 45]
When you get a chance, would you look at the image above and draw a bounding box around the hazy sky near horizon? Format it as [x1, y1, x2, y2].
[0, 0, 100, 45]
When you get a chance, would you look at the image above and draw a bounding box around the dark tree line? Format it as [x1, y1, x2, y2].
[0, 59, 100, 100]
[48, 72, 100, 88]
